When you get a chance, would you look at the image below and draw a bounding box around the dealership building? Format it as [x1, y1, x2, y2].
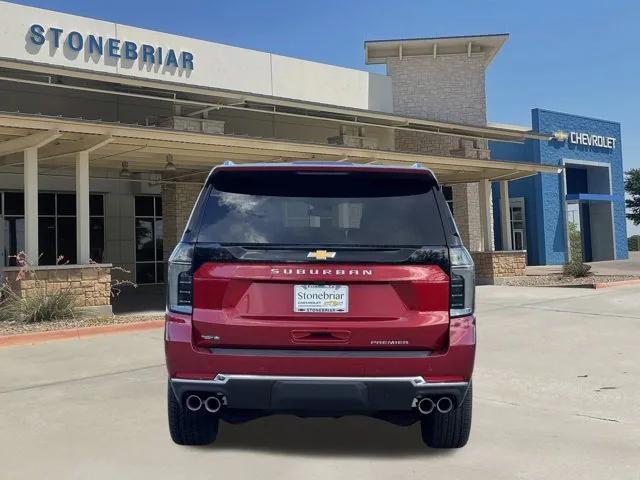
[0, 1, 628, 313]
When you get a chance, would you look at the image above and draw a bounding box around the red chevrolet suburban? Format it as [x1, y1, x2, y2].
[165, 162, 475, 448]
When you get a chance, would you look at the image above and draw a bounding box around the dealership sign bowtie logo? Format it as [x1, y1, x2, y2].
[28, 24, 194, 71]
[307, 250, 336, 260]
[553, 130, 616, 149]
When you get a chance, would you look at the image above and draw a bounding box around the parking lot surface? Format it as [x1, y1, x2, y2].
[1, 285, 639, 479]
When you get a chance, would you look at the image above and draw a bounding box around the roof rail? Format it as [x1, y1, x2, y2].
[291, 160, 354, 165]
[223, 160, 235, 166]
[411, 162, 425, 169]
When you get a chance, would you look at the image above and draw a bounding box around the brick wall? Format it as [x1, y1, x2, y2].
[387, 55, 487, 126]
[162, 177, 206, 262]
[3, 264, 112, 309]
[453, 182, 483, 252]
[385, 54, 491, 251]
[471, 251, 527, 284]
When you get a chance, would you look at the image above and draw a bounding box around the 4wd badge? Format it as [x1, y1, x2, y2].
[307, 250, 336, 260]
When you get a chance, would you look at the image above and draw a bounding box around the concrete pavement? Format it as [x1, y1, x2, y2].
[0, 285, 639, 479]
[526, 251, 640, 276]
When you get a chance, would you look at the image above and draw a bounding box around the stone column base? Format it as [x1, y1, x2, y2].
[471, 251, 527, 285]
[3, 264, 113, 316]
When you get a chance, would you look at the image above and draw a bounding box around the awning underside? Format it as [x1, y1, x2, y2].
[0, 113, 560, 185]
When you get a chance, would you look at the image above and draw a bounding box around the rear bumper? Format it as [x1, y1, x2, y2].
[170, 374, 470, 412]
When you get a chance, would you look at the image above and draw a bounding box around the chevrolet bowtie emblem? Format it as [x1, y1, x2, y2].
[552, 130, 569, 142]
[307, 250, 336, 260]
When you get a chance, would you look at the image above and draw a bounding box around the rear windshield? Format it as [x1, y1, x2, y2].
[196, 169, 447, 247]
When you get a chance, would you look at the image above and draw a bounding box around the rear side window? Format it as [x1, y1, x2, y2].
[196, 169, 447, 247]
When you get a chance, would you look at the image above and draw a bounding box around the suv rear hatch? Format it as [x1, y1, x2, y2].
[170, 166, 470, 353]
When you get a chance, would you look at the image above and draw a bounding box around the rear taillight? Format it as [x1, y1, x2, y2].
[449, 246, 474, 317]
[168, 243, 194, 314]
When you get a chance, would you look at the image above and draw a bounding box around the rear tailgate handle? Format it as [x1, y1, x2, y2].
[291, 330, 351, 343]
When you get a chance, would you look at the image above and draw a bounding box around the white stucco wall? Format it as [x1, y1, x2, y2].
[0, 1, 392, 112]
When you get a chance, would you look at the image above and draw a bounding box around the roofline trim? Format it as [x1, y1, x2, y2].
[364, 33, 510, 45]
[365, 33, 509, 65]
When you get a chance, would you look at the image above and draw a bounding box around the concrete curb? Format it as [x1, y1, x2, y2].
[0, 319, 164, 348]
[590, 279, 640, 289]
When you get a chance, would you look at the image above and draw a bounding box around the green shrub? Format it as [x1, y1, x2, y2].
[629, 235, 640, 252]
[0, 283, 78, 323]
[562, 261, 592, 278]
[0, 283, 13, 322]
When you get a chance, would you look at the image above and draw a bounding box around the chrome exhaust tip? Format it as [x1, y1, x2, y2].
[417, 397, 435, 415]
[436, 396, 453, 414]
[185, 394, 202, 412]
[204, 396, 222, 413]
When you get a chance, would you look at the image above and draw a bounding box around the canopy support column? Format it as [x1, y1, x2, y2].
[500, 180, 513, 250]
[76, 151, 91, 264]
[479, 179, 494, 251]
[23, 147, 39, 264]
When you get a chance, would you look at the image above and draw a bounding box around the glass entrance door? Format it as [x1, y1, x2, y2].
[509, 198, 527, 251]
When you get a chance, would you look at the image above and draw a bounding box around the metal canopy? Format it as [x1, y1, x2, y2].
[0, 112, 560, 185]
[0, 60, 550, 143]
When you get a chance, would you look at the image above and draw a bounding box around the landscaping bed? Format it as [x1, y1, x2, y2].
[0, 313, 163, 336]
[497, 275, 640, 288]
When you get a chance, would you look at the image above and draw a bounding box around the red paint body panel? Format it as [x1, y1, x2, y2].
[166, 262, 475, 382]
[191, 263, 450, 350]
[165, 312, 475, 380]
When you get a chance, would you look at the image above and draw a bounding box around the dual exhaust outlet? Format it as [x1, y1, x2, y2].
[185, 394, 224, 413]
[187, 393, 451, 415]
[417, 396, 454, 415]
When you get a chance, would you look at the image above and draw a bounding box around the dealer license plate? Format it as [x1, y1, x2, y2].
[294, 285, 349, 313]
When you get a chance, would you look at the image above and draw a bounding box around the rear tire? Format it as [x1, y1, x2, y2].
[420, 382, 472, 448]
[167, 383, 219, 446]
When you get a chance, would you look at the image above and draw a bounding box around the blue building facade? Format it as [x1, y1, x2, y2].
[490, 109, 628, 265]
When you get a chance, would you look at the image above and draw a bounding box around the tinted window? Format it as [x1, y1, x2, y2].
[90, 195, 104, 216]
[135, 219, 155, 262]
[135, 196, 155, 217]
[90, 217, 105, 263]
[4, 192, 24, 216]
[4, 217, 24, 266]
[136, 262, 156, 284]
[154, 197, 162, 216]
[57, 194, 76, 215]
[38, 193, 55, 215]
[57, 217, 77, 264]
[197, 170, 446, 247]
[38, 217, 56, 265]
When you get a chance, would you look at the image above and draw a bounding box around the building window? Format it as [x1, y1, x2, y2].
[1, 192, 104, 267]
[442, 186, 454, 216]
[135, 196, 163, 284]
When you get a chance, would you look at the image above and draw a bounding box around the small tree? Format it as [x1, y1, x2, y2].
[563, 221, 591, 278]
[567, 221, 583, 262]
[625, 169, 640, 226]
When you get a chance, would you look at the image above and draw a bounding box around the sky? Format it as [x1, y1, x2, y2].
[10, 0, 640, 234]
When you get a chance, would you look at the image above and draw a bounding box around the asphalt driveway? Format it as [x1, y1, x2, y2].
[0, 285, 639, 479]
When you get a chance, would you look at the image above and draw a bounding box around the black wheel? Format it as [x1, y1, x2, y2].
[167, 382, 219, 446]
[420, 382, 472, 448]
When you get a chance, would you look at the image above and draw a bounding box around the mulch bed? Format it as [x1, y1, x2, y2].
[0, 313, 163, 336]
[497, 275, 640, 287]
